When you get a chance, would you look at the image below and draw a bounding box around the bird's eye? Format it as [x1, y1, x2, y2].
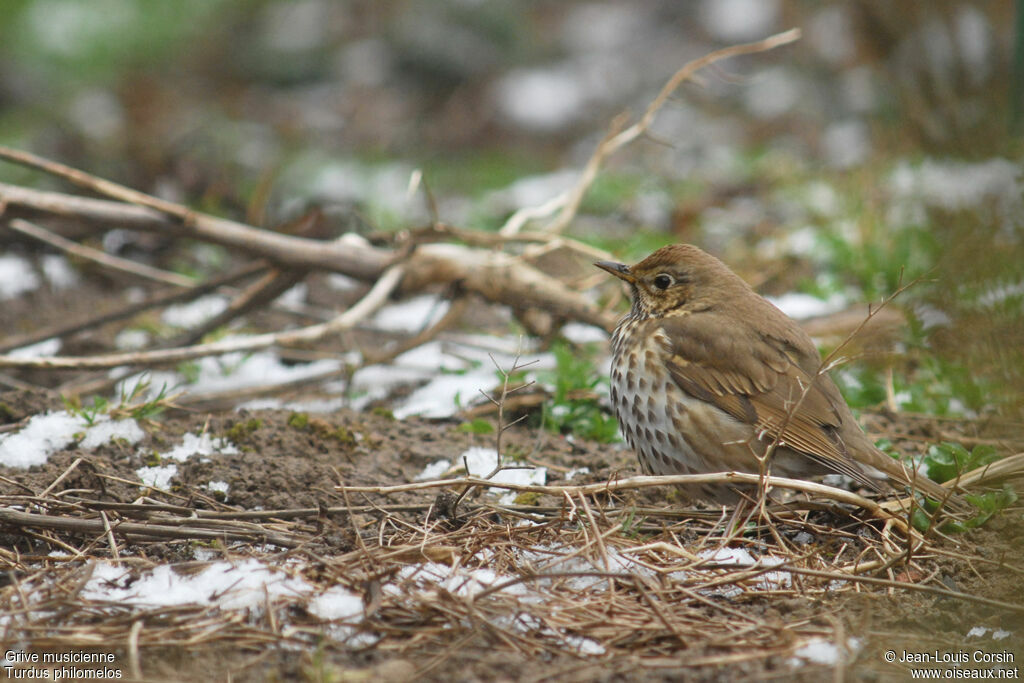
[653, 274, 673, 290]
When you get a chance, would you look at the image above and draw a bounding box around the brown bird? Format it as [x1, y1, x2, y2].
[596, 244, 957, 507]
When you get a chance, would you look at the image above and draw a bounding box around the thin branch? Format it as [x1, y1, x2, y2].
[0, 265, 405, 369]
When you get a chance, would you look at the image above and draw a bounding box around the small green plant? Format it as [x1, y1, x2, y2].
[906, 442, 1017, 532]
[458, 418, 495, 435]
[618, 507, 646, 538]
[536, 342, 618, 443]
[62, 394, 109, 427]
[922, 442, 1001, 484]
[287, 412, 310, 429]
[226, 418, 263, 443]
[62, 375, 175, 426]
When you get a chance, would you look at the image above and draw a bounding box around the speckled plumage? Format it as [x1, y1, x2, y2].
[598, 244, 957, 506]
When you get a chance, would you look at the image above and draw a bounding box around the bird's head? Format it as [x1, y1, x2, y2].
[596, 244, 742, 319]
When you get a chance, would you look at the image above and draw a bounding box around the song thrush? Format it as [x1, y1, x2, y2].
[596, 244, 955, 506]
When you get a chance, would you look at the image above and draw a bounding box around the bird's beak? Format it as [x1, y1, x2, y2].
[595, 260, 635, 284]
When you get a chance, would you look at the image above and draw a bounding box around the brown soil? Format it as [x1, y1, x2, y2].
[1, 380, 1022, 682]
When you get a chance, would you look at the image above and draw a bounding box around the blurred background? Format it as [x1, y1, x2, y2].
[0, 0, 1021, 421]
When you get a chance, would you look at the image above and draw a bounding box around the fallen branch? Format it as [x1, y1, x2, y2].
[0, 265, 404, 369]
[0, 507, 308, 548]
[338, 471, 911, 530]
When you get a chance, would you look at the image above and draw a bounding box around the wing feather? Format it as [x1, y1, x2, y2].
[658, 312, 877, 488]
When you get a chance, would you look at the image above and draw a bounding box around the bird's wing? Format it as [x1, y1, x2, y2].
[656, 312, 876, 486]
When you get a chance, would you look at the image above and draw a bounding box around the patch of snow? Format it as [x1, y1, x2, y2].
[700, 0, 779, 42]
[889, 158, 1021, 216]
[416, 459, 451, 481]
[205, 480, 229, 494]
[262, 0, 328, 53]
[326, 273, 360, 291]
[560, 323, 608, 344]
[485, 170, 579, 212]
[308, 585, 364, 621]
[183, 350, 341, 396]
[565, 634, 606, 656]
[743, 67, 801, 119]
[822, 120, 870, 169]
[81, 559, 312, 610]
[955, 6, 992, 84]
[977, 281, 1024, 309]
[114, 328, 151, 350]
[162, 432, 238, 462]
[79, 418, 145, 449]
[276, 283, 307, 307]
[40, 254, 79, 289]
[8, 338, 62, 359]
[800, 181, 841, 218]
[0, 254, 40, 299]
[494, 66, 586, 131]
[371, 295, 450, 333]
[393, 371, 495, 419]
[967, 626, 1013, 640]
[807, 6, 855, 65]
[698, 547, 792, 590]
[565, 467, 590, 480]
[767, 292, 847, 320]
[0, 412, 83, 468]
[162, 295, 230, 329]
[789, 637, 861, 666]
[0, 411, 144, 469]
[69, 88, 124, 140]
[137, 464, 177, 489]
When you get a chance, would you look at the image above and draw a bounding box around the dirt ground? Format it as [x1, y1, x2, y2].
[1, 379, 1022, 682]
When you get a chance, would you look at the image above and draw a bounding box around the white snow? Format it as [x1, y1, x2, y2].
[560, 323, 608, 344]
[8, 337, 61, 359]
[371, 295, 450, 333]
[205, 480, 229, 494]
[699, 0, 779, 42]
[0, 411, 145, 469]
[136, 464, 177, 489]
[789, 637, 861, 666]
[416, 448, 545, 505]
[821, 119, 870, 169]
[416, 459, 451, 481]
[40, 254, 79, 289]
[494, 67, 586, 132]
[136, 432, 237, 489]
[79, 418, 145, 449]
[162, 432, 238, 462]
[767, 292, 848, 320]
[81, 559, 312, 610]
[114, 328, 151, 350]
[161, 295, 230, 329]
[889, 158, 1021, 215]
[698, 547, 792, 591]
[0, 254, 41, 299]
[968, 626, 1013, 640]
[307, 585, 364, 621]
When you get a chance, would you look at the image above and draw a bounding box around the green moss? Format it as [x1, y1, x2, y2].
[326, 426, 356, 445]
[0, 402, 16, 422]
[225, 418, 262, 442]
[513, 491, 543, 506]
[287, 412, 310, 430]
[370, 406, 395, 421]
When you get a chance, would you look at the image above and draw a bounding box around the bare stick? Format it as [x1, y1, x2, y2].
[501, 28, 801, 236]
[7, 218, 195, 287]
[0, 182, 392, 280]
[338, 471, 908, 528]
[0, 262, 267, 354]
[0, 265, 404, 369]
